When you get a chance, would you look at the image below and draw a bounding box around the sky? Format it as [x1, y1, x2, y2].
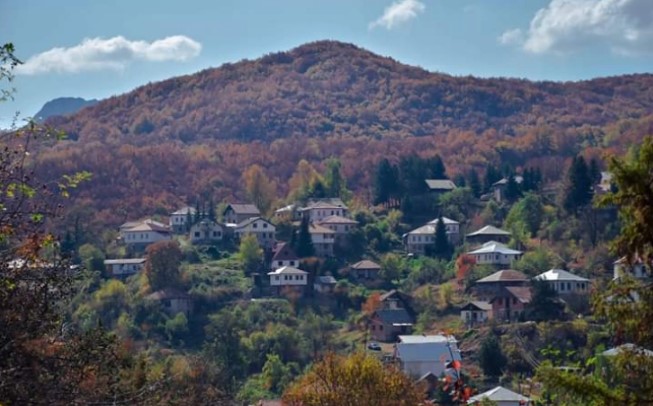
[1, 0, 653, 128]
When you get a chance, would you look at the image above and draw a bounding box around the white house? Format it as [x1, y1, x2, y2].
[309, 223, 335, 257]
[104, 258, 146, 278]
[169, 206, 196, 233]
[299, 199, 348, 223]
[403, 217, 460, 255]
[189, 219, 224, 244]
[234, 217, 276, 249]
[120, 219, 171, 249]
[395, 335, 461, 379]
[468, 386, 531, 405]
[613, 256, 650, 280]
[268, 266, 308, 295]
[467, 241, 522, 266]
[535, 269, 590, 294]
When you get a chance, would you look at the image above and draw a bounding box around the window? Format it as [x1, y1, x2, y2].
[295, 275, 301, 280]
[379, 325, 384, 331]
[290, 261, 295, 266]
[497, 298, 503, 305]
[163, 300, 171, 307]
[253, 223, 257, 228]
[345, 226, 349, 231]
[512, 298, 517, 305]
[263, 223, 268, 228]
[275, 276, 279, 281]
[278, 261, 283, 266]
[560, 283, 565, 291]
[284, 275, 289, 281]
[194, 232, 200, 237]
[331, 210, 334, 215]
[567, 282, 572, 291]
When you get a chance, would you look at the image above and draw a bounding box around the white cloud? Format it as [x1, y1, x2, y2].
[16, 35, 202, 75]
[498, 28, 524, 46]
[369, 0, 425, 30]
[502, 0, 653, 55]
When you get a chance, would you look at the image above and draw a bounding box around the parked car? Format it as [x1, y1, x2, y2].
[367, 342, 381, 351]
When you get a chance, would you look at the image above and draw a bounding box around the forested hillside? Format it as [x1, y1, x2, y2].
[31, 40, 653, 232]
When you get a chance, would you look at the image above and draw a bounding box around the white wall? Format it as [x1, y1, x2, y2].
[269, 273, 307, 286]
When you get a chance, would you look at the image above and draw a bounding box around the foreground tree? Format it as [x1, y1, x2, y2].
[239, 233, 263, 275]
[144, 240, 183, 291]
[537, 136, 653, 405]
[282, 352, 426, 405]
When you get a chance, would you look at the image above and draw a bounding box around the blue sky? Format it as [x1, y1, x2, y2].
[1, 0, 653, 128]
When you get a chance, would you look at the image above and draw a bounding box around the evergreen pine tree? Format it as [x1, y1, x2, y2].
[455, 174, 466, 188]
[467, 169, 481, 198]
[589, 158, 601, 185]
[563, 156, 594, 213]
[483, 164, 501, 193]
[296, 217, 315, 258]
[326, 159, 343, 198]
[194, 200, 201, 224]
[311, 180, 327, 199]
[429, 155, 447, 179]
[208, 198, 216, 221]
[504, 173, 522, 202]
[185, 209, 193, 232]
[432, 216, 450, 259]
[479, 335, 507, 378]
[374, 159, 394, 207]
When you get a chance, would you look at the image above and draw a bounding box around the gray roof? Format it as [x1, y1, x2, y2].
[351, 260, 381, 270]
[318, 215, 358, 225]
[235, 216, 273, 229]
[535, 269, 589, 282]
[316, 275, 337, 285]
[225, 203, 260, 215]
[602, 343, 653, 357]
[374, 308, 413, 325]
[461, 301, 492, 311]
[466, 225, 511, 237]
[468, 241, 522, 256]
[492, 176, 524, 187]
[476, 269, 528, 283]
[171, 206, 196, 215]
[396, 335, 460, 363]
[268, 266, 308, 276]
[425, 179, 456, 191]
[104, 258, 146, 265]
[468, 386, 531, 404]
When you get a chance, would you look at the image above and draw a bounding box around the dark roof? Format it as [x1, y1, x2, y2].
[374, 308, 414, 325]
[476, 269, 528, 284]
[461, 301, 492, 311]
[146, 288, 191, 301]
[224, 203, 260, 215]
[491, 286, 533, 304]
[351, 259, 381, 270]
[272, 243, 299, 261]
[318, 215, 358, 225]
[305, 197, 347, 208]
[425, 179, 456, 191]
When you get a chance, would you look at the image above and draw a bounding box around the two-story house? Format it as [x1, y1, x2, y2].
[270, 242, 300, 270]
[120, 219, 171, 250]
[369, 290, 415, 342]
[104, 258, 146, 278]
[189, 219, 224, 244]
[317, 215, 358, 244]
[299, 198, 348, 223]
[169, 206, 196, 233]
[403, 216, 460, 255]
[473, 269, 529, 299]
[613, 256, 650, 280]
[268, 266, 308, 296]
[466, 225, 512, 245]
[234, 217, 276, 249]
[535, 269, 590, 295]
[309, 223, 335, 257]
[467, 241, 523, 266]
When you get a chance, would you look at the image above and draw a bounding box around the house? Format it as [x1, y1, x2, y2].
[535, 269, 590, 294]
[370, 308, 414, 342]
[601, 343, 653, 357]
[403, 216, 460, 254]
[267, 266, 308, 295]
[349, 259, 381, 281]
[460, 301, 492, 327]
[314, 275, 337, 294]
[189, 219, 224, 244]
[490, 286, 532, 322]
[613, 256, 650, 280]
[395, 335, 461, 379]
[467, 241, 523, 267]
[425, 179, 456, 194]
[466, 225, 512, 245]
[492, 176, 524, 203]
[146, 288, 193, 317]
[120, 219, 172, 250]
[309, 223, 335, 257]
[169, 206, 196, 233]
[234, 217, 276, 249]
[369, 290, 416, 342]
[299, 198, 348, 223]
[270, 242, 300, 270]
[223, 203, 261, 225]
[274, 204, 299, 221]
[473, 269, 529, 299]
[103, 258, 146, 278]
[317, 215, 358, 243]
[467, 386, 531, 405]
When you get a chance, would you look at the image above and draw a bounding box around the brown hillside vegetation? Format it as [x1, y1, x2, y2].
[30, 40, 653, 229]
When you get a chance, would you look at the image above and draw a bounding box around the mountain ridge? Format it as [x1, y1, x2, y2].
[35, 97, 98, 122]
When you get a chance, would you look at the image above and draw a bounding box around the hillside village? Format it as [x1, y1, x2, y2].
[77, 152, 651, 405]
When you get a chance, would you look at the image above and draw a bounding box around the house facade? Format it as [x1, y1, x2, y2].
[403, 217, 460, 254]
[492, 176, 524, 203]
[169, 206, 196, 233]
[235, 217, 276, 249]
[349, 259, 381, 281]
[314, 275, 337, 293]
[189, 219, 224, 244]
[425, 179, 456, 195]
[146, 288, 193, 317]
[395, 335, 461, 379]
[270, 242, 300, 270]
[309, 223, 335, 257]
[120, 220, 172, 250]
[299, 199, 348, 223]
[467, 241, 522, 266]
[535, 269, 590, 294]
[613, 256, 650, 280]
[317, 215, 358, 243]
[460, 301, 492, 327]
[473, 269, 529, 299]
[369, 290, 415, 342]
[223, 203, 261, 224]
[267, 266, 308, 295]
[490, 286, 532, 322]
[104, 258, 146, 278]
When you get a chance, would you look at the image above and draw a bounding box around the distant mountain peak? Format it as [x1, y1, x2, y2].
[34, 97, 98, 122]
